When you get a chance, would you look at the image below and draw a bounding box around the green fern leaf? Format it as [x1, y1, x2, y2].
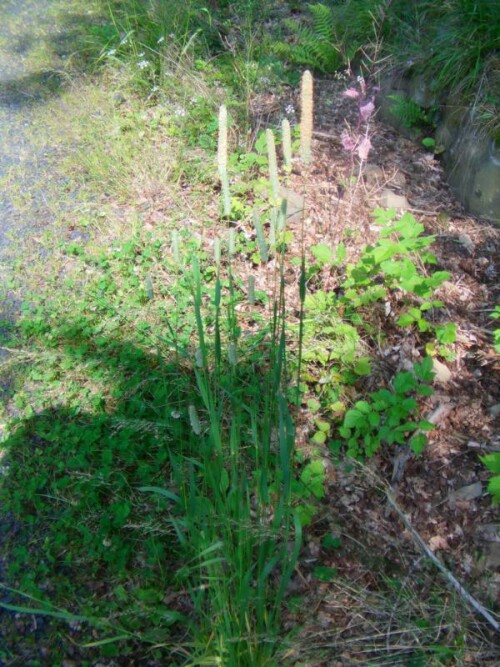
[309, 3, 334, 41]
[388, 94, 428, 128]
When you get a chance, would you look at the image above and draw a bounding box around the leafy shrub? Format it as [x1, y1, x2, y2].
[332, 358, 435, 459]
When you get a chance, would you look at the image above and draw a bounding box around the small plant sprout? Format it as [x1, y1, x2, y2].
[248, 275, 256, 304]
[300, 70, 314, 165]
[171, 229, 180, 264]
[228, 227, 236, 256]
[228, 341, 238, 367]
[282, 118, 292, 172]
[266, 129, 280, 201]
[253, 209, 268, 262]
[217, 105, 231, 217]
[188, 404, 202, 435]
[214, 237, 221, 266]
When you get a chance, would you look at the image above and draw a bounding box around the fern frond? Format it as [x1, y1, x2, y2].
[309, 3, 334, 41]
[388, 94, 428, 128]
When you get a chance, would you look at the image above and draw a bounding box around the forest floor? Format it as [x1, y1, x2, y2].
[0, 2, 499, 666]
[264, 76, 500, 665]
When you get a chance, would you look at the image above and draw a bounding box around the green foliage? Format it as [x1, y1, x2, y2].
[302, 290, 361, 366]
[342, 210, 452, 341]
[480, 453, 500, 505]
[388, 94, 429, 129]
[391, 0, 500, 98]
[274, 3, 342, 73]
[1, 243, 303, 662]
[332, 358, 435, 459]
[491, 305, 500, 353]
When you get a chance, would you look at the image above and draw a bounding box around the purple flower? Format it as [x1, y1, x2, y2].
[357, 136, 372, 161]
[359, 100, 375, 122]
[343, 87, 360, 99]
[341, 129, 357, 152]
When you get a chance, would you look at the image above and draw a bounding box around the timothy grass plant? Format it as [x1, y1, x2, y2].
[170, 257, 301, 665]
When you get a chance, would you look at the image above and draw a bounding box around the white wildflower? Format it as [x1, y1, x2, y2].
[137, 60, 150, 70]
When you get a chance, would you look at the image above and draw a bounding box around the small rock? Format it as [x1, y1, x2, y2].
[474, 524, 500, 571]
[391, 171, 407, 188]
[458, 233, 474, 254]
[113, 92, 126, 106]
[488, 404, 500, 419]
[432, 358, 452, 384]
[363, 163, 384, 185]
[429, 535, 449, 552]
[379, 189, 409, 210]
[475, 523, 500, 544]
[449, 482, 482, 503]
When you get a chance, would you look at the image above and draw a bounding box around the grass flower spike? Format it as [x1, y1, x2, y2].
[282, 118, 292, 172]
[266, 129, 280, 202]
[300, 70, 313, 165]
[218, 105, 231, 217]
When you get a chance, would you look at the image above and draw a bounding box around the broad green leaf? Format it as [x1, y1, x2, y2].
[372, 242, 398, 264]
[436, 322, 457, 344]
[312, 565, 337, 582]
[393, 372, 416, 393]
[409, 433, 427, 454]
[311, 430, 326, 444]
[343, 409, 364, 428]
[486, 476, 500, 503]
[371, 208, 397, 225]
[336, 242, 347, 263]
[354, 357, 371, 375]
[322, 534, 341, 550]
[300, 459, 326, 499]
[480, 453, 500, 475]
[414, 356, 435, 381]
[307, 398, 321, 412]
[315, 419, 330, 433]
[354, 400, 371, 414]
[397, 313, 416, 327]
[295, 503, 316, 527]
[311, 243, 333, 265]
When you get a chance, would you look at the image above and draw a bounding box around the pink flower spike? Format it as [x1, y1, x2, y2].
[343, 88, 360, 99]
[357, 136, 372, 161]
[359, 100, 375, 122]
[341, 129, 357, 152]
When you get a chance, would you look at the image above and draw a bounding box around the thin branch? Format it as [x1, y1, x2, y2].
[383, 484, 500, 633]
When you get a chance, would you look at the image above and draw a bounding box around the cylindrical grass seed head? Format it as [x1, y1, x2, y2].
[218, 105, 228, 178]
[266, 129, 279, 201]
[228, 228, 236, 256]
[218, 105, 231, 217]
[300, 70, 313, 165]
[214, 237, 221, 266]
[188, 405, 202, 435]
[248, 276, 255, 305]
[282, 119, 292, 172]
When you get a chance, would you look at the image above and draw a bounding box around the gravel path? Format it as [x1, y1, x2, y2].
[1, 3, 69, 661]
[0, 0, 64, 317]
